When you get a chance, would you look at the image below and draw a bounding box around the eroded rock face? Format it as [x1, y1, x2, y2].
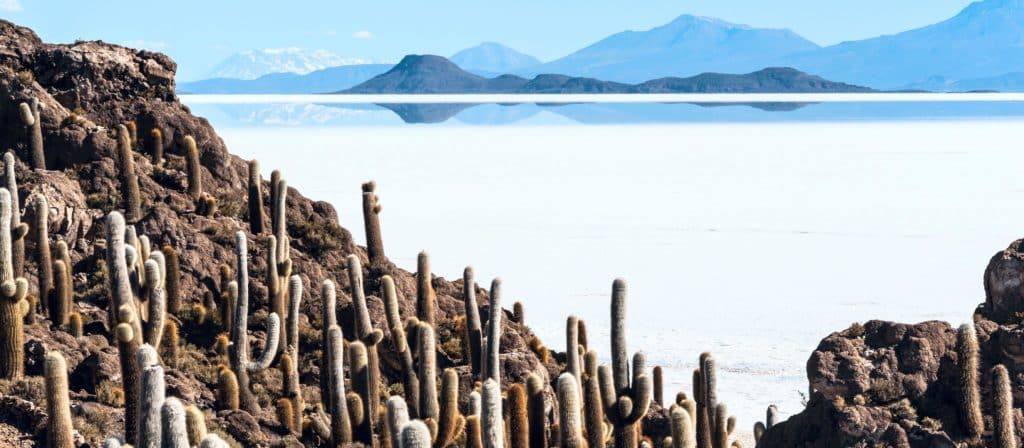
[0, 19, 558, 446]
[985, 239, 1024, 325]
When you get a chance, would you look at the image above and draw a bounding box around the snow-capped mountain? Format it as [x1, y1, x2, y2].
[205, 48, 377, 80]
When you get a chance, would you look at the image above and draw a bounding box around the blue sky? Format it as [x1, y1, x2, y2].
[1, 0, 978, 81]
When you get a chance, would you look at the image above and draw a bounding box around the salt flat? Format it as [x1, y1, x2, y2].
[206, 115, 1023, 430]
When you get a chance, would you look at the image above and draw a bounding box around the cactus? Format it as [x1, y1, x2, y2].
[702, 355, 718, 429]
[276, 398, 296, 433]
[465, 415, 484, 448]
[69, 312, 83, 338]
[525, 374, 548, 448]
[143, 258, 166, 348]
[401, 420, 433, 448]
[507, 382, 529, 448]
[578, 319, 589, 350]
[220, 279, 235, 334]
[246, 160, 264, 233]
[139, 363, 166, 448]
[713, 403, 728, 448]
[654, 366, 664, 406]
[115, 309, 142, 444]
[161, 397, 190, 448]
[483, 278, 503, 383]
[327, 324, 353, 446]
[321, 280, 338, 412]
[765, 405, 778, 429]
[347, 254, 383, 427]
[164, 320, 180, 369]
[19, 99, 44, 170]
[185, 404, 207, 446]
[150, 128, 164, 165]
[416, 251, 436, 327]
[417, 321, 439, 422]
[126, 120, 138, 148]
[512, 301, 524, 324]
[752, 422, 765, 443]
[566, 315, 581, 386]
[0, 189, 29, 379]
[957, 323, 983, 437]
[45, 351, 74, 448]
[993, 364, 1016, 448]
[272, 177, 287, 262]
[435, 368, 465, 448]
[228, 231, 281, 414]
[279, 352, 300, 434]
[670, 406, 696, 448]
[386, 396, 410, 448]
[216, 367, 239, 410]
[52, 259, 70, 328]
[284, 276, 303, 431]
[350, 341, 375, 445]
[116, 125, 142, 222]
[184, 136, 202, 200]
[382, 274, 420, 418]
[558, 373, 585, 448]
[602, 278, 653, 448]
[481, 378, 504, 448]
[463, 267, 484, 379]
[199, 434, 231, 448]
[583, 350, 604, 448]
[266, 235, 286, 356]
[361, 181, 386, 268]
[3, 153, 26, 278]
[30, 194, 52, 317]
[162, 246, 181, 314]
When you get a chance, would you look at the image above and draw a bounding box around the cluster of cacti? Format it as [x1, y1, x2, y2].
[18, 98, 44, 170]
[603, 278, 653, 448]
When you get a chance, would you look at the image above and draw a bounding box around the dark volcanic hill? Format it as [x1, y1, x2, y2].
[342, 55, 872, 94]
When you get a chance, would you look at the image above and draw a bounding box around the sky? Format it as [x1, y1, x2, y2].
[1, 0, 980, 81]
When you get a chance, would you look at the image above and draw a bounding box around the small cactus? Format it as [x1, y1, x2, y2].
[654, 366, 664, 406]
[416, 251, 436, 327]
[272, 177, 287, 261]
[993, 364, 1016, 448]
[417, 321, 439, 422]
[766, 405, 778, 429]
[116, 125, 142, 223]
[526, 374, 548, 448]
[465, 415, 484, 448]
[350, 341, 374, 445]
[361, 181, 386, 268]
[185, 404, 207, 446]
[327, 324, 353, 445]
[670, 405, 696, 448]
[52, 259, 71, 328]
[162, 246, 181, 314]
[69, 312, 83, 338]
[401, 420, 433, 448]
[150, 128, 164, 166]
[247, 160, 264, 234]
[347, 254, 382, 427]
[19, 99, 44, 170]
[216, 367, 239, 410]
[566, 315, 581, 386]
[184, 136, 202, 200]
[558, 373, 585, 448]
[163, 320, 180, 369]
[139, 363, 166, 448]
[583, 351, 604, 448]
[512, 301, 524, 324]
[45, 351, 74, 448]
[435, 368, 465, 448]
[957, 323, 983, 437]
[386, 396, 410, 448]
[276, 398, 296, 433]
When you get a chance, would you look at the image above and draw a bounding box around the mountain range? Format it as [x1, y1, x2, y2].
[342, 54, 871, 94]
[183, 0, 1024, 92]
[204, 48, 378, 80]
[179, 64, 392, 94]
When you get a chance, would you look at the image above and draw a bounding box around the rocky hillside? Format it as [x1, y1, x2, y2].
[0, 19, 563, 446]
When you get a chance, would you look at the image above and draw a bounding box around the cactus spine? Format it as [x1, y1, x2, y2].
[464, 267, 484, 379]
[161, 397, 190, 448]
[362, 181, 386, 268]
[229, 231, 280, 414]
[19, 99, 44, 170]
[116, 125, 142, 223]
[957, 323, 983, 437]
[150, 128, 164, 165]
[31, 194, 51, 317]
[184, 136, 202, 200]
[382, 274, 420, 418]
[247, 160, 264, 233]
[603, 278, 653, 448]
[993, 364, 1016, 448]
[481, 378, 505, 448]
[558, 373, 585, 448]
[3, 153, 26, 278]
[416, 251, 436, 327]
[45, 351, 74, 448]
[483, 278, 502, 383]
[348, 254, 382, 428]
[0, 188, 28, 379]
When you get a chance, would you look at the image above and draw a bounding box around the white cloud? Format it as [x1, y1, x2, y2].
[0, 0, 22, 11]
[122, 40, 170, 51]
[352, 30, 374, 40]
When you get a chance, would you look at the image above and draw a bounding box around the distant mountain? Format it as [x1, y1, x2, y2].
[781, 0, 1024, 88]
[205, 48, 376, 80]
[450, 42, 541, 74]
[180, 64, 392, 94]
[902, 72, 1024, 92]
[523, 15, 819, 83]
[342, 55, 870, 94]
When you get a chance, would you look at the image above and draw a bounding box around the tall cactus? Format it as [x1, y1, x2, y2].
[3, 153, 26, 278]
[993, 364, 1016, 448]
[957, 323, 983, 437]
[350, 341, 374, 445]
[416, 251, 436, 327]
[602, 278, 652, 448]
[435, 368, 465, 448]
[229, 231, 281, 414]
[583, 350, 605, 448]
[382, 274, 420, 418]
[558, 373, 585, 448]
[508, 383, 529, 448]
[52, 258, 70, 328]
[266, 235, 290, 356]
[483, 278, 503, 383]
[247, 160, 264, 234]
[162, 246, 181, 315]
[481, 378, 505, 448]
[417, 321, 439, 423]
[45, 351, 74, 448]
[150, 128, 164, 166]
[654, 366, 664, 406]
[116, 125, 142, 223]
[526, 374, 548, 448]
[18, 99, 44, 170]
[184, 136, 202, 200]
[463, 267, 483, 378]
[347, 254, 383, 427]
[327, 324, 352, 446]
[566, 315, 581, 385]
[0, 189, 28, 379]
[30, 194, 51, 317]
[362, 181, 386, 268]
[139, 363, 166, 448]
[143, 258, 166, 348]
[272, 177, 287, 262]
[284, 275, 303, 431]
[321, 280, 338, 414]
